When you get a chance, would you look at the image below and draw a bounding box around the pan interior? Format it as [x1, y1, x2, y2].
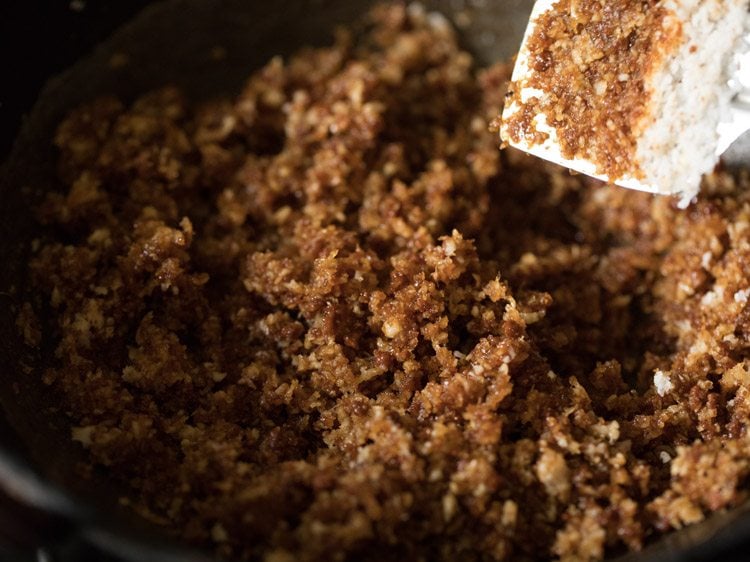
[1, 0, 749, 560]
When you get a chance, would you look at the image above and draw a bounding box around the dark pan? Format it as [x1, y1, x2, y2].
[0, 1, 749, 560]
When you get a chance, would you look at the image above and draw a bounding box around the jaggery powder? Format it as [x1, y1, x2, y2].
[21, 4, 750, 561]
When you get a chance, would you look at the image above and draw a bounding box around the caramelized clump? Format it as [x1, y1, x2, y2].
[503, 0, 680, 180]
[23, 4, 750, 561]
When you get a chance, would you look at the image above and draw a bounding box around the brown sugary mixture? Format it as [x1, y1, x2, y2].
[21, 4, 750, 561]
[502, 0, 681, 180]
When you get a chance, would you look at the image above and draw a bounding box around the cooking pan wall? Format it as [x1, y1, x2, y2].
[1, 1, 750, 560]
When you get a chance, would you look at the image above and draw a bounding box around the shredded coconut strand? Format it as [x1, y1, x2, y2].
[654, 370, 674, 397]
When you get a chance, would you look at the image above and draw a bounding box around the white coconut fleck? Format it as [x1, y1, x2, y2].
[734, 288, 750, 303]
[383, 320, 401, 338]
[678, 282, 695, 297]
[689, 339, 709, 356]
[471, 364, 486, 376]
[701, 251, 712, 269]
[653, 370, 674, 397]
[659, 451, 672, 464]
[71, 426, 95, 447]
[426, 10, 450, 31]
[701, 290, 720, 306]
[444, 238, 457, 257]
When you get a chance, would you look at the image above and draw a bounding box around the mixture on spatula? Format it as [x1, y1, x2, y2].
[501, 0, 747, 203]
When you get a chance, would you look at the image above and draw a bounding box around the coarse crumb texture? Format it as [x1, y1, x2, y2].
[21, 4, 750, 562]
[501, 0, 747, 199]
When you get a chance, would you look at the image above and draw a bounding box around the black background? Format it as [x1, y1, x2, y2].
[0, 1, 152, 159]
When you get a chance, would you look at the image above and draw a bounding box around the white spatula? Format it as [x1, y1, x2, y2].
[500, 0, 750, 207]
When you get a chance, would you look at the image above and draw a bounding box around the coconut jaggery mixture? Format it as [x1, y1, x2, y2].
[22, 4, 750, 561]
